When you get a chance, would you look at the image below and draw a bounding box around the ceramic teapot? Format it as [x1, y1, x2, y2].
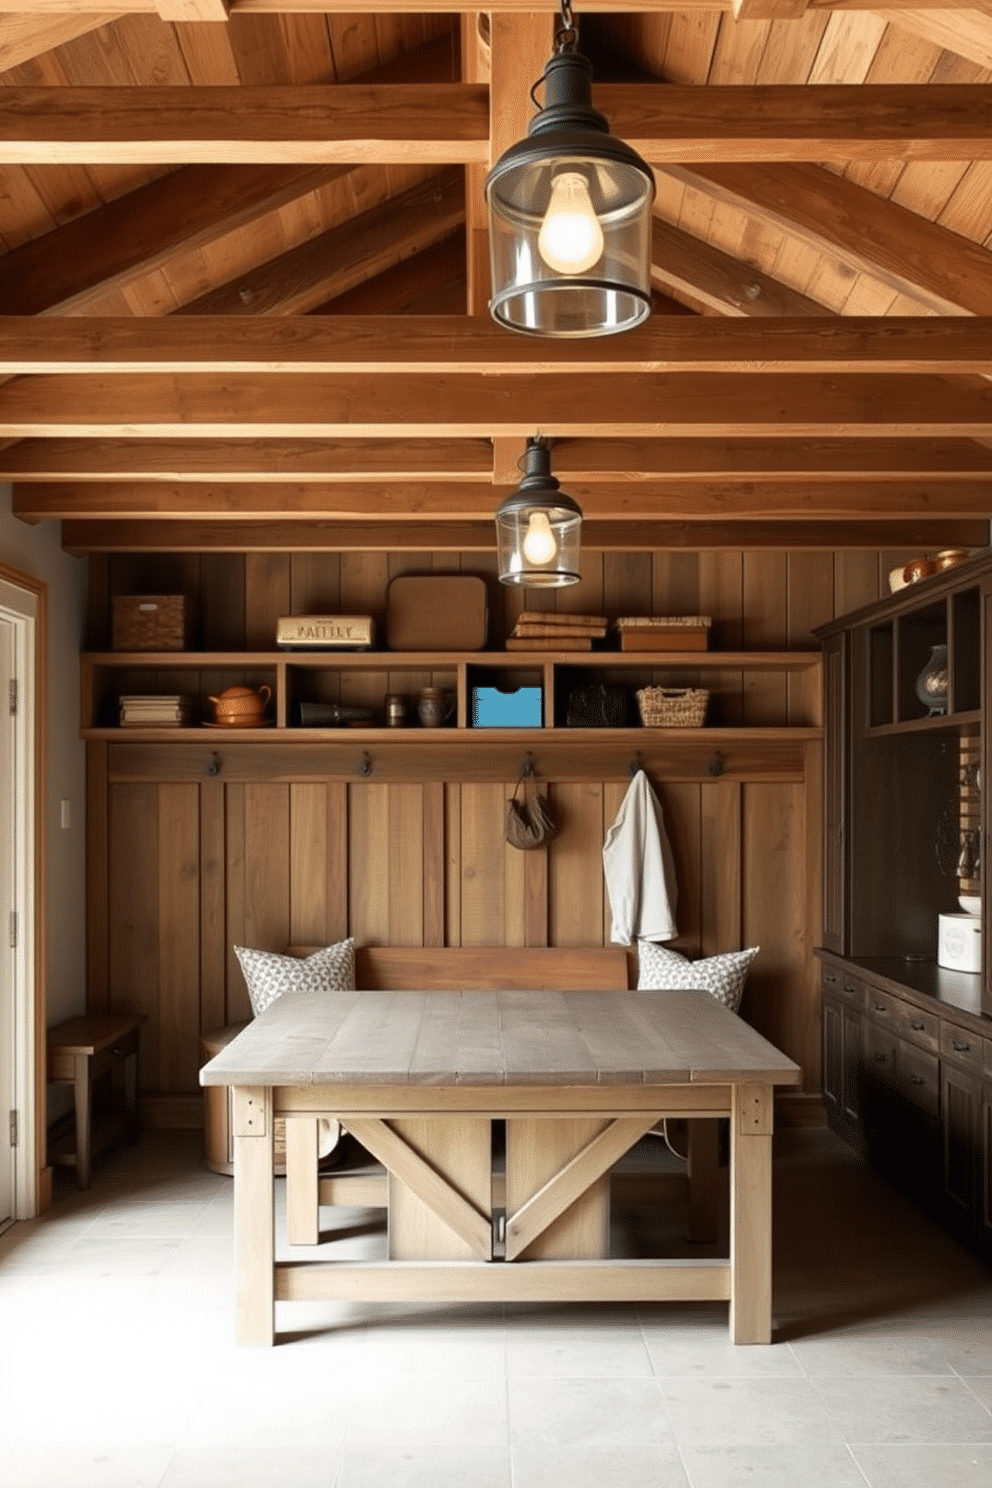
[208, 684, 271, 727]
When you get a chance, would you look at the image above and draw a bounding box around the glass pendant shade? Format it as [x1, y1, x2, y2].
[486, 50, 655, 339]
[496, 442, 583, 587]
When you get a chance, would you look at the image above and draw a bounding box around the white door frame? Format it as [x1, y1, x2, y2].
[0, 566, 44, 1220]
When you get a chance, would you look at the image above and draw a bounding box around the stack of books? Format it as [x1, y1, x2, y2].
[119, 694, 195, 727]
[506, 611, 608, 652]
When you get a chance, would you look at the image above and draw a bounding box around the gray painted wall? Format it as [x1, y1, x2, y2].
[1, 485, 88, 1030]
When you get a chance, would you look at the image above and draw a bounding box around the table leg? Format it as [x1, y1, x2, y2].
[233, 1085, 275, 1346]
[729, 1083, 773, 1345]
[73, 1052, 91, 1191]
[123, 1045, 140, 1145]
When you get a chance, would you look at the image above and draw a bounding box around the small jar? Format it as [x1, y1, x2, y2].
[384, 693, 407, 727]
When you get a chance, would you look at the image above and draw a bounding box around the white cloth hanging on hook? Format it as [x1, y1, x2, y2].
[602, 768, 678, 945]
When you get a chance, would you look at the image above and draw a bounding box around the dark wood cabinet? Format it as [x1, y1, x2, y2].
[816, 550, 992, 1262]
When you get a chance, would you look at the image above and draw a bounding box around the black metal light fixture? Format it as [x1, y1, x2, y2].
[485, 0, 655, 339]
[495, 439, 582, 587]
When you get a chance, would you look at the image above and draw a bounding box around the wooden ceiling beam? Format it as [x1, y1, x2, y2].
[313, 233, 465, 316]
[651, 220, 826, 318]
[2, 0, 987, 15]
[6, 434, 991, 485]
[60, 517, 992, 557]
[0, 14, 116, 71]
[874, 12, 992, 71]
[0, 164, 355, 316]
[16, 478, 992, 523]
[6, 371, 992, 437]
[8, 315, 992, 375]
[0, 32, 457, 317]
[8, 84, 992, 166]
[0, 84, 490, 165]
[0, 436, 494, 482]
[663, 162, 992, 317]
[178, 170, 464, 316]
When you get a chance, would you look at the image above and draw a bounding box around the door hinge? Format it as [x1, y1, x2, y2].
[8, 1111, 17, 1148]
[8, 911, 16, 949]
[8, 678, 15, 716]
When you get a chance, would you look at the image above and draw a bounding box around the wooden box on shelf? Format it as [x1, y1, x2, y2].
[617, 616, 712, 652]
[112, 595, 189, 652]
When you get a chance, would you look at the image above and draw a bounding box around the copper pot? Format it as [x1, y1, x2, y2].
[902, 557, 937, 585]
[207, 684, 271, 726]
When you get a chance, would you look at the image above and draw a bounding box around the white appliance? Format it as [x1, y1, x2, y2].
[937, 913, 982, 973]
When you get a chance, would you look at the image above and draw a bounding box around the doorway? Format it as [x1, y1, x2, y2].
[0, 571, 40, 1227]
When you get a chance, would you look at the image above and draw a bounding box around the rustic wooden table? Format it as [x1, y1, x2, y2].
[200, 987, 801, 1347]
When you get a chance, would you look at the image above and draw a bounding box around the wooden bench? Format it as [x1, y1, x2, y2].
[48, 1013, 145, 1189]
[201, 944, 719, 1247]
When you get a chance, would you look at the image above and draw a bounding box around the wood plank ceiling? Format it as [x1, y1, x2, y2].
[2, 4, 992, 554]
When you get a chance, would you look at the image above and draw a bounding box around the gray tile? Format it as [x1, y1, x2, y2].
[849, 1444, 992, 1488]
[507, 1376, 673, 1446]
[811, 1375, 992, 1444]
[345, 1373, 508, 1447]
[160, 1447, 339, 1488]
[337, 1444, 511, 1488]
[661, 1377, 843, 1447]
[506, 1319, 653, 1377]
[512, 1442, 689, 1488]
[680, 1443, 868, 1488]
[0, 1444, 175, 1488]
[643, 1323, 804, 1378]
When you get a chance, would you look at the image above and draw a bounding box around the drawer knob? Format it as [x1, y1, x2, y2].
[909, 1020, 925, 1032]
[873, 1002, 886, 1012]
[824, 973, 837, 985]
[909, 1074, 925, 1086]
[951, 1039, 971, 1053]
[843, 984, 856, 995]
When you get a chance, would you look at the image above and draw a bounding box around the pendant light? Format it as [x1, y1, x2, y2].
[485, 0, 655, 339]
[496, 439, 582, 587]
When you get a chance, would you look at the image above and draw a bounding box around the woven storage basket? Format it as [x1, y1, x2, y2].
[636, 686, 709, 728]
[112, 595, 188, 651]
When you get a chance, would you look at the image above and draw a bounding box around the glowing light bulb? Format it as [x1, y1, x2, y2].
[537, 172, 604, 275]
[522, 511, 558, 566]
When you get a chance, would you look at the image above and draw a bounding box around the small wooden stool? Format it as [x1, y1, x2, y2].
[47, 1014, 145, 1189]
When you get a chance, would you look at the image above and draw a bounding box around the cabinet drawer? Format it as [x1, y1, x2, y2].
[822, 966, 863, 1009]
[864, 986, 940, 1054]
[940, 1022, 985, 1074]
[864, 1022, 899, 1087]
[898, 1045, 940, 1119]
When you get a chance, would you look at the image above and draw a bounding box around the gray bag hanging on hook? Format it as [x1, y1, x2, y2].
[506, 765, 557, 851]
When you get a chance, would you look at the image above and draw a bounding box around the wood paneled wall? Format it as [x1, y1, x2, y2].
[84, 544, 916, 1120]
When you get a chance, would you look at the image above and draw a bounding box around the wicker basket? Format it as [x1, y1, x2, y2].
[112, 595, 188, 651]
[636, 686, 709, 728]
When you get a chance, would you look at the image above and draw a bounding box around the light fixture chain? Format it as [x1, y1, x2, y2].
[555, 0, 578, 53]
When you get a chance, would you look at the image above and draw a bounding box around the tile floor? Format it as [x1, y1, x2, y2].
[0, 1125, 990, 1488]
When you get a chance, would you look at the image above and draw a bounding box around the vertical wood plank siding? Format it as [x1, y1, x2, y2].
[91, 547, 901, 1107]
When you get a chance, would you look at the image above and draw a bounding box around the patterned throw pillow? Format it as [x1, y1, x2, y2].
[636, 942, 759, 1014]
[233, 939, 356, 1165]
[234, 939, 356, 1017]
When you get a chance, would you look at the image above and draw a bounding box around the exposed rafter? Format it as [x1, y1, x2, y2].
[5, 370, 992, 438]
[5, 315, 992, 374]
[6, 84, 992, 166]
[59, 517, 992, 557]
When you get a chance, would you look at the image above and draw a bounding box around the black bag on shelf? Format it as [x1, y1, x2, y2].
[565, 683, 632, 728]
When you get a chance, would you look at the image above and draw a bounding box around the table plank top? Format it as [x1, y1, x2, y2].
[199, 989, 801, 1089]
